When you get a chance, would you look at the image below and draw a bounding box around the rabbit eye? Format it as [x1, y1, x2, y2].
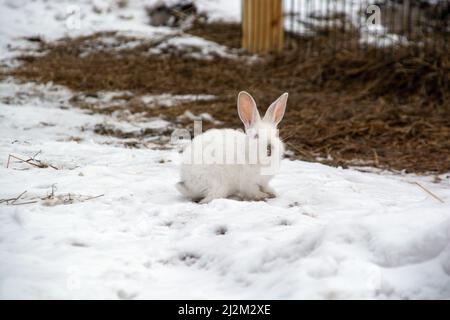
[267, 144, 272, 157]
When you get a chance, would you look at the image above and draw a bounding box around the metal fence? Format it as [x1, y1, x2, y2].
[285, 0, 449, 55]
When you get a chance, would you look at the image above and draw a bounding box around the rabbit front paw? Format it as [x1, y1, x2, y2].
[259, 185, 276, 198]
[242, 189, 271, 201]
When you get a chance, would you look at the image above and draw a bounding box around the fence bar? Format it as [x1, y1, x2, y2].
[274, 0, 447, 57]
[242, 0, 284, 54]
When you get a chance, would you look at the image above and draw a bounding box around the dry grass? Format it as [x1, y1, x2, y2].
[5, 23, 450, 174]
[188, 22, 242, 49]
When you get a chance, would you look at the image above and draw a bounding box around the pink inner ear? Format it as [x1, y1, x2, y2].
[263, 93, 288, 125]
[274, 104, 284, 123]
[239, 94, 256, 126]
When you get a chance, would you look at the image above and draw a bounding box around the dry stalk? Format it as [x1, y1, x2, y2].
[414, 182, 445, 203]
[7, 153, 58, 170]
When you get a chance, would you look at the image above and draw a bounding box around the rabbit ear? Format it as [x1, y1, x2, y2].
[237, 91, 260, 128]
[263, 93, 288, 126]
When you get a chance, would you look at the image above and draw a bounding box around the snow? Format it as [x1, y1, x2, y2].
[0, 0, 238, 65]
[196, 0, 241, 22]
[0, 0, 157, 60]
[178, 110, 222, 124]
[140, 94, 216, 107]
[149, 34, 237, 59]
[0, 0, 410, 65]
[284, 0, 410, 47]
[1, 0, 450, 300]
[1, 79, 450, 299]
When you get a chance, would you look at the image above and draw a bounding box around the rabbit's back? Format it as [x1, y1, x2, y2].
[179, 129, 256, 199]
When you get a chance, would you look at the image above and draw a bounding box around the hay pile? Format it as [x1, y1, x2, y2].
[5, 23, 450, 174]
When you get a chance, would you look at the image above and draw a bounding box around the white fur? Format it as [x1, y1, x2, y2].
[176, 92, 288, 203]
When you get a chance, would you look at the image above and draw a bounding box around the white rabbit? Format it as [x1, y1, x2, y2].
[176, 91, 288, 204]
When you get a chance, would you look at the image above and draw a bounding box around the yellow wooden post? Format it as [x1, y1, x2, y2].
[242, 0, 284, 54]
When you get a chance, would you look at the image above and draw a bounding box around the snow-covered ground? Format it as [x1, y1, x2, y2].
[284, 0, 413, 47]
[0, 0, 408, 62]
[1, 0, 450, 300]
[0, 0, 241, 65]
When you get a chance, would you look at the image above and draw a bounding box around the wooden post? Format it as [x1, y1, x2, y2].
[242, 0, 284, 54]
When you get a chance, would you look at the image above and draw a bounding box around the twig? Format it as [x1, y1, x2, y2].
[0, 190, 27, 205]
[7, 154, 44, 168]
[10, 190, 28, 205]
[10, 201, 39, 206]
[50, 184, 56, 198]
[285, 142, 316, 161]
[0, 197, 13, 204]
[372, 149, 379, 167]
[281, 132, 297, 143]
[1, 187, 105, 206]
[414, 182, 444, 203]
[84, 194, 105, 201]
[6, 153, 58, 170]
[31, 150, 42, 159]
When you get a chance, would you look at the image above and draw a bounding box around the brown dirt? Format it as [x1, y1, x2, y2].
[4, 23, 450, 174]
[187, 22, 242, 49]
